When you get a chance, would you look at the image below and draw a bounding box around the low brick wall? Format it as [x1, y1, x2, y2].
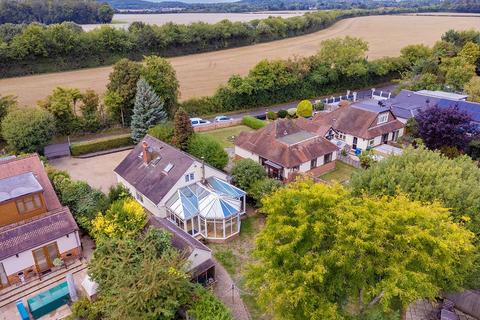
[307, 160, 337, 176]
[193, 119, 242, 132]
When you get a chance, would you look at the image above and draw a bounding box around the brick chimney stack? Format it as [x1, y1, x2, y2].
[142, 141, 151, 164]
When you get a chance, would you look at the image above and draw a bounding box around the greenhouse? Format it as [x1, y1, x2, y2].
[165, 177, 246, 241]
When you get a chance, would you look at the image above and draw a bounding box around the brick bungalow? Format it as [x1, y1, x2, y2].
[235, 119, 339, 181]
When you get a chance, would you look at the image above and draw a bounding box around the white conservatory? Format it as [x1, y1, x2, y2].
[165, 177, 246, 241]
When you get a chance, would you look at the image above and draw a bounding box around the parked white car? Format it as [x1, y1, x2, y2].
[190, 118, 211, 126]
[214, 115, 233, 122]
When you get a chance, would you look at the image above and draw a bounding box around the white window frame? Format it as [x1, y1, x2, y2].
[377, 113, 388, 124]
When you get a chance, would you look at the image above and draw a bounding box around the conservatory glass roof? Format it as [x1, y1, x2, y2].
[166, 180, 245, 220]
[206, 177, 246, 199]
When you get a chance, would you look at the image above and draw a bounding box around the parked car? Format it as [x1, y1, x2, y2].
[214, 115, 233, 122]
[190, 118, 211, 126]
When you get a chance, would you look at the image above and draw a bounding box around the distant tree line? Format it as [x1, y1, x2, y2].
[106, 0, 442, 13]
[0, 7, 422, 77]
[0, 0, 114, 25]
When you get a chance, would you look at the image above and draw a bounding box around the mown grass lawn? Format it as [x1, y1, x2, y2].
[320, 162, 359, 184]
[199, 125, 253, 148]
[209, 210, 269, 319]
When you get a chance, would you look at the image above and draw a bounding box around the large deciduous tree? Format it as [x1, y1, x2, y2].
[416, 105, 477, 151]
[350, 147, 480, 236]
[88, 228, 192, 320]
[173, 107, 193, 151]
[247, 180, 475, 320]
[465, 76, 480, 102]
[231, 159, 266, 192]
[130, 78, 168, 143]
[316, 36, 369, 78]
[188, 134, 228, 170]
[38, 87, 82, 135]
[141, 55, 179, 117]
[1, 107, 55, 153]
[106, 58, 142, 126]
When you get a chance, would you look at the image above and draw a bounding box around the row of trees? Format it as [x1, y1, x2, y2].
[0, 0, 114, 25]
[398, 29, 480, 95]
[0, 8, 416, 77]
[246, 147, 480, 319]
[182, 37, 406, 115]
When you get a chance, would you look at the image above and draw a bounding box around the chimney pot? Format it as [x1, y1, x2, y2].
[142, 141, 151, 164]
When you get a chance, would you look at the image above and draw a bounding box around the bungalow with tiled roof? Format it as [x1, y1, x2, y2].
[114, 135, 246, 242]
[311, 101, 405, 151]
[234, 119, 339, 181]
[0, 155, 81, 289]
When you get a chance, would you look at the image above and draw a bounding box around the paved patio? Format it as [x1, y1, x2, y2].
[374, 144, 403, 156]
[0, 267, 88, 320]
[49, 150, 131, 192]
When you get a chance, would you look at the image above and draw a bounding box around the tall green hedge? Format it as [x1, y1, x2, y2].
[70, 134, 133, 156]
[242, 116, 266, 129]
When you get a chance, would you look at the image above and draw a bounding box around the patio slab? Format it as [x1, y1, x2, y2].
[374, 144, 403, 156]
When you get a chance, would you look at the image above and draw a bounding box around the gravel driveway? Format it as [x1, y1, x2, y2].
[49, 150, 131, 192]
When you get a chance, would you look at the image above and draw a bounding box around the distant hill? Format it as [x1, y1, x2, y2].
[105, 0, 457, 12]
[105, 0, 189, 10]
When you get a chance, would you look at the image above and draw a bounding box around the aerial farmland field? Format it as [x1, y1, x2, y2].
[1, 14, 480, 106]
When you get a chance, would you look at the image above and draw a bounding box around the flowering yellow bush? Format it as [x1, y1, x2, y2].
[92, 198, 146, 240]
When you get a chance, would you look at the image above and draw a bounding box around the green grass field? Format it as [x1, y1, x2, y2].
[199, 125, 253, 148]
[320, 162, 359, 184]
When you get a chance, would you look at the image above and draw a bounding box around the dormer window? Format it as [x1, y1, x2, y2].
[377, 113, 388, 124]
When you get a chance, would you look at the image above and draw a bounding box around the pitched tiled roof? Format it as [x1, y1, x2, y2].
[0, 207, 78, 260]
[0, 154, 61, 210]
[147, 215, 211, 254]
[235, 119, 338, 168]
[114, 135, 196, 205]
[311, 105, 404, 140]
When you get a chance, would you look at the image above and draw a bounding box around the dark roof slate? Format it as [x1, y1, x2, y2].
[114, 135, 195, 204]
[437, 99, 480, 123]
[0, 207, 78, 260]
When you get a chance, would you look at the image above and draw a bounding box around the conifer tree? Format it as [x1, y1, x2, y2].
[131, 78, 167, 143]
[173, 107, 193, 151]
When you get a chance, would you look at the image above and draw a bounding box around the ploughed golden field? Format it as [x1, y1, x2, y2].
[1, 14, 480, 107]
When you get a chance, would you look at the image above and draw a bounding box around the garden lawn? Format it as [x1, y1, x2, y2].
[199, 125, 253, 148]
[209, 211, 269, 320]
[320, 162, 359, 184]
